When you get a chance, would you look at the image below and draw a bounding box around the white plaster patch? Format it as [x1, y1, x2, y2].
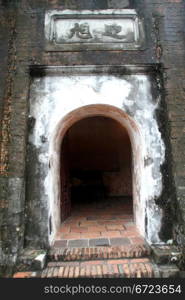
[29, 70, 165, 245]
[29, 76, 132, 148]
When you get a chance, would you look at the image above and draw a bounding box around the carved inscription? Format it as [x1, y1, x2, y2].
[65, 22, 134, 41]
[103, 24, 127, 39]
[45, 10, 145, 51]
[68, 23, 92, 39]
[53, 19, 136, 44]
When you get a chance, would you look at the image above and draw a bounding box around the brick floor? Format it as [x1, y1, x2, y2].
[54, 197, 143, 247]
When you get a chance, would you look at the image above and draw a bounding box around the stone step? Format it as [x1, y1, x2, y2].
[13, 244, 181, 278]
[14, 258, 155, 278]
[48, 244, 151, 262]
[151, 245, 181, 265]
[15, 249, 47, 272]
[13, 259, 180, 278]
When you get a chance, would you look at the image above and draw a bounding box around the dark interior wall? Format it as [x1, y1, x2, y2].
[0, 0, 185, 275]
[67, 117, 132, 197]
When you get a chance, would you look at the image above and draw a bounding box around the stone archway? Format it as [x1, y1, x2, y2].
[50, 104, 144, 243]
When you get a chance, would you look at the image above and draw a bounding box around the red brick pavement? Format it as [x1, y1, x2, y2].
[55, 198, 143, 247]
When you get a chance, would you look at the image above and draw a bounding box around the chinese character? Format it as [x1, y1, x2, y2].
[68, 23, 92, 39]
[103, 24, 125, 39]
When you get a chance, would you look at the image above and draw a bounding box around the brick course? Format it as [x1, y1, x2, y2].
[48, 244, 151, 262]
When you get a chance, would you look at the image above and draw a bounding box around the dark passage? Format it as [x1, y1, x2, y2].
[60, 116, 133, 219]
[71, 170, 105, 204]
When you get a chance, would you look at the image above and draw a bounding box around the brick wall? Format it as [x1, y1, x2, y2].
[159, 0, 185, 264]
[0, 0, 185, 275]
[140, 0, 185, 262]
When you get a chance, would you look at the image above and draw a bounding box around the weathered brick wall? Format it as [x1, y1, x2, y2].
[0, 0, 185, 275]
[159, 0, 185, 267]
[140, 0, 185, 265]
[0, 3, 20, 276]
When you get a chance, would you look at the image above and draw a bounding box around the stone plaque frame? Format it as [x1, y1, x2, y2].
[45, 9, 145, 51]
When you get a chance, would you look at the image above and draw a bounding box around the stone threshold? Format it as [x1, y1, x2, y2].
[54, 236, 142, 248]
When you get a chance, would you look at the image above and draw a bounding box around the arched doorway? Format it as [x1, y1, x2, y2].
[60, 116, 133, 225]
[27, 68, 165, 247]
[50, 104, 144, 244]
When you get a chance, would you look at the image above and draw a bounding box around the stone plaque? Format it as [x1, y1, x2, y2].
[45, 10, 145, 51]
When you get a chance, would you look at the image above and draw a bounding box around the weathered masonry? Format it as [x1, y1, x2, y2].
[0, 0, 185, 278]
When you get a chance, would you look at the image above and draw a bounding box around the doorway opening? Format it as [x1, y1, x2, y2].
[61, 116, 133, 222]
[50, 104, 145, 247]
[56, 116, 142, 246]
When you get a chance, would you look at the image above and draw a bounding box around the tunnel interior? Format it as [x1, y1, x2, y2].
[60, 116, 133, 220]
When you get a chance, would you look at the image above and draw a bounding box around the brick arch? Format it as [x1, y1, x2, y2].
[49, 104, 145, 244]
